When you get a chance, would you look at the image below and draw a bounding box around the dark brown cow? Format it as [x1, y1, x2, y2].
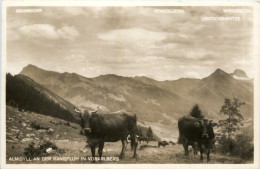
[158, 141, 169, 147]
[75, 108, 138, 160]
[178, 116, 217, 162]
[138, 136, 149, 144]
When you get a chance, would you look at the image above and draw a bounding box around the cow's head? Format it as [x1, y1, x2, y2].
[74, 107, 92, 135]
[194, 119, 217, 140]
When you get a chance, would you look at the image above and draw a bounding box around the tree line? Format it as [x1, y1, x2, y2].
[6, 73, 77, 123]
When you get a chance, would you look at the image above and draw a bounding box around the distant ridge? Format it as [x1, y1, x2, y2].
[19, 64, 254, 122]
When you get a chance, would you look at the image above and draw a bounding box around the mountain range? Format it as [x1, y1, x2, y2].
[17, 64, 253, 140]
[19, 65, 253, 119]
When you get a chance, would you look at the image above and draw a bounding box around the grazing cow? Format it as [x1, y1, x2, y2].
[169, 141, 176, 145]
[138, 136, 149, 144]
[74, 108, 138, 160]
[158, 141, 169, 147]
[178, 116, 217, 162]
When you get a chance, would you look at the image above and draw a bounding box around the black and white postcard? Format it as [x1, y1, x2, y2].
[1, 1, 259, 169]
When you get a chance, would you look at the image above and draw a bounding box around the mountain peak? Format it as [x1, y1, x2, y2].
[202, 68, 231, 82]
[20, 64, 43, 74]
[22, 64, 39, 70]
[231, 69, 248, 78]
[210, 68, 229, 77]
[214, 68, 226, 74]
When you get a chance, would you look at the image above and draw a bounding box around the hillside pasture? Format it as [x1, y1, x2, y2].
[6, 106, 252, 164]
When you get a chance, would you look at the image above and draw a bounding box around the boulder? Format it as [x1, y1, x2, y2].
[44, 137, 50, 141]
[7, 140, 15, 143]
[80, 148, 88, 153]
[48, 128, 54, 133]
[21, 138, 34, 142]
[26, 133, 36, 138]
[10, 129, 18, 132]
[26, 127, 33, 131]
[46, 148, 52, 153]
[6, 133, 13, 136]
[38, 129, 46, 133]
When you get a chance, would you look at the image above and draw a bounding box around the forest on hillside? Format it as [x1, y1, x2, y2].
[6, 73, 77, 123]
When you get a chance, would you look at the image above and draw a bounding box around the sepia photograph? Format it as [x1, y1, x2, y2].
[1, 2, 259, 169]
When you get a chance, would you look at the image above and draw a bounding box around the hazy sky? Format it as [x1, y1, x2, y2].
[6, 6, 254, 80]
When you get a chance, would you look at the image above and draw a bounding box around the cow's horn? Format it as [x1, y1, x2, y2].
[74, 107, 82, 114]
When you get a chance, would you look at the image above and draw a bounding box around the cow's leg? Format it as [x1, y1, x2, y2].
[130, 134, 138, 158]
[183, 140, 188, 156]
[91, 145, 96, 163]
[192, 142, 198, 155]
[199, 145, 203, 161]
[98, 141, 104, 160]
[119, 139, 127, 159]
[207, 148, 210, 162]
[133, 140, 137, 158]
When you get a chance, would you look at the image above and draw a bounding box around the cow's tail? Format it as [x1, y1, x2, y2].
[177, 130, 183, 144]
[133, 114, 137, 124]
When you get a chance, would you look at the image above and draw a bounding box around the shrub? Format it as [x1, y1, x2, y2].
[215, 133, 253, 160]
[64, 121, 71, 126]
[30, 121, 50, 130]
[39, 141, 58, 151]
[216, 134, 235, 155]
[233, 134, 254, 160]
[24, 141, 58, 158]
[24, 142, 42, 158]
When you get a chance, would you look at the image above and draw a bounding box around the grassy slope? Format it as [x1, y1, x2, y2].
[6, 106, 251, 164]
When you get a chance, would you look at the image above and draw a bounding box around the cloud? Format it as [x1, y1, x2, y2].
[184, 48, 212, 60]
[65, 54, 87, 63]
[185, 71, 202, 79]
[43, 7, 89, 19]
[7, 29, 21, 41]
[7, 6, 255, 80]
[19, 24, 59, 39]
[57, 26, 79, 40]
[98, 28, 167, 45]
[18, 24, 79, 40]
